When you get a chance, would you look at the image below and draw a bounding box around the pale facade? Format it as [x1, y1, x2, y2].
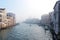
[0, 8, 16, 29]
[0, 8, 7, 28]
[7, 13, 15, 26]
[41, 14, 50, 26]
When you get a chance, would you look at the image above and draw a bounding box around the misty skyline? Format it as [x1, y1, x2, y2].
[0, 0, 57, 22]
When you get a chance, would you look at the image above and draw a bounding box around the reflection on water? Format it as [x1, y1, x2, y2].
[0, 23, 52, 40]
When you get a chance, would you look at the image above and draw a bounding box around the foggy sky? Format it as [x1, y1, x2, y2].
[0, 0, 57, 22]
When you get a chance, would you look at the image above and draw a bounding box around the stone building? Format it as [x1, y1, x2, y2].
[0, 8, 7, 28]
[0, 8, 16, 28]
[54, 0, 60, 35]
[40, 14, 50, 26]
[53, 0, 60, 39]
[7, 13, 16, 26]
[49, 12, 54, 29]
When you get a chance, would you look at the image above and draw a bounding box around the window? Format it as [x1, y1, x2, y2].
[54, 13, 56, 20]
[0, 19, 2, 22]
[59, 3, 60, 11]
[0, 11, 3, 13]
[7, 17, 10, 19]
[0, 15, 2, 17]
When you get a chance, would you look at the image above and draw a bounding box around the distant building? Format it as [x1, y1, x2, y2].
[7, 13, 16, 26]
[41, 14, 50, 26]
[24, 18, 40, 24]
[49, 12, 54, 29]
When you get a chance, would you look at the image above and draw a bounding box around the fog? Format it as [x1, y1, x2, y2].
[0, 0, 57, 22]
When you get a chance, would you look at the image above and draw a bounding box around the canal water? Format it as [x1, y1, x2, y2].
[0, 23, 52, 40]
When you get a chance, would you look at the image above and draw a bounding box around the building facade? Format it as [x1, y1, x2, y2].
[0, 8, 7, 28]
[54, 1, 60, 35]
[0, 8, 16, 28]
[49, 12, 54, 29]
[41, 14, 50, 26]
[7, 13, 16, 26]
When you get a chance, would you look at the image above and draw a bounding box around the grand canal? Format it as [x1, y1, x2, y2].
[0, 23, 52, 40]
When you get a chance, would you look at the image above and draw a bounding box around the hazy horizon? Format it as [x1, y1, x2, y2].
[0, 0, 57, 22]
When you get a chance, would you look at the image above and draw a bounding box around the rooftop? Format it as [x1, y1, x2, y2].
[53, 1, 60, 9]
[0, 8, 5, 10]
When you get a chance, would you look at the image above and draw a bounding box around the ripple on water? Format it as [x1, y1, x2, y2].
[0, 23, 52, 40]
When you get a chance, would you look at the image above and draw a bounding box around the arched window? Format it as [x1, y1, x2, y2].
[0, 19, 2, 22]
[0, 14, 2, 17]
[0, 11, 2, 13]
